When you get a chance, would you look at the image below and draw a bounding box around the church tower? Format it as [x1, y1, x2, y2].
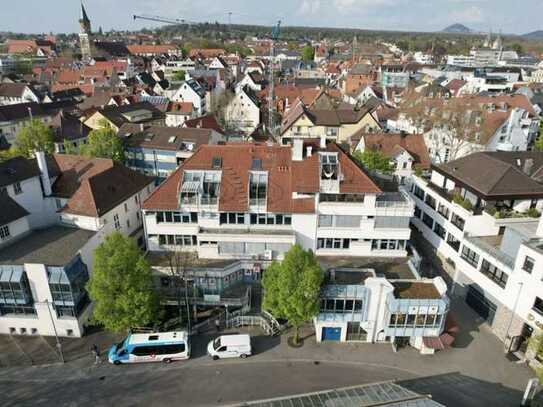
[79, 1, 92, 61]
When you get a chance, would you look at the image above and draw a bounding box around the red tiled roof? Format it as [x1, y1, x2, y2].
[52, 154, 154, 217]
[357, 132, 431, 168]
[143, 142, 381, 213]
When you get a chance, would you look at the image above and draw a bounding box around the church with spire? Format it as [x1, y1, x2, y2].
[79, 1, 92, 61]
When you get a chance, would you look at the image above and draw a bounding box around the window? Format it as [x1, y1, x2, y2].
[220, 213, 245, 225]
[135, 195, 139, 204]
[413, 185, 425, 200]
[249, 172, 267, 206]
[126, 219, 130, 229]
[450, 213, 465, 231]
[0, 225, 10, 240]
[437, 203, 450, 220]
[522, 256, 535, 274]
[533, 297, 543, 316]
[422, 213, 434, 229]
[319, 193, 365, 203]
[317, 238, 350, 250]
[371, 239, 405, 251]
[158, 234, 197, 247]
[480, 259, 508, 288]
[318, 215, 333, 227]
[13, 182, 22, 195]
[425, 194, 436, 210]
[124, 203, 129, 213]
[461, 246, 480, 268]
[201, 172, 220, 205]
[446, 233, 461, 252]
[113, 214, 121, 230]
[414, 206, 422, 219]
[433, 222, 446, 239]
[55, 198, 63, 209]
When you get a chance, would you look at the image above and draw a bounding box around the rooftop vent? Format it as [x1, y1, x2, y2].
[168, 136, 177, 143]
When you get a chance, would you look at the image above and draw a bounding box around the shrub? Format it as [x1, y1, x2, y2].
[526, 208, 541, 218]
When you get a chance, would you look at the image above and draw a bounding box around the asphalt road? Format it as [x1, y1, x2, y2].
[1, 359, 416, 407]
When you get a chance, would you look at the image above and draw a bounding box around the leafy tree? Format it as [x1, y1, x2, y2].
[12, 119, 54, 158]
[81, 121, 124, 163]
[0, 149, 18, 163]
[353, 149, 393, 174]
[87, 232, 161, 333]
[511, 43, 523, 55]
[62, 139, 80, 155]
[172, 70, 186, 82]
[534, 123, 543, 151]
[262, 245, 323, 345]
[301, 45, 315, 62]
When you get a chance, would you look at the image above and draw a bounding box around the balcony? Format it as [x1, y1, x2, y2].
[464, 235, 515, 270]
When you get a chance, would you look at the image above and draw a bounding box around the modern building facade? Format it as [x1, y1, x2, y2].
[142, 140, 414, 261]
[314, 268, 451, 354]
[407, 151, 543, 353]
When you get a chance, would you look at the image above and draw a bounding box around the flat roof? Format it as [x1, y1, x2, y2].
[318, 257, 416, 280]
[0, 226, 96, 266]
[146, 252, 239, 269]
[129, 331, 188, 345]
[392, 282, 441, 300]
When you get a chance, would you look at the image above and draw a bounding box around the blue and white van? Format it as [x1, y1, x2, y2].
[108, 331, 190, 365]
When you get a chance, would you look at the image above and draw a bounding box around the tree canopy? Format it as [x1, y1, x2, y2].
[301, 45, 315, 62]
[81, 121, 124, 163]
[87, 232, 161, 333]
[353, 149, 393, 174]
[12, 119, 54, 158]
[172, 70, 186, 82]
[262, 245, 323, 344]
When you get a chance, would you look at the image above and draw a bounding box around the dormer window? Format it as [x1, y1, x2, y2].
[212, 156, 222, 169]
[321, 153, 339, 180]
[249, 172, 267, 207]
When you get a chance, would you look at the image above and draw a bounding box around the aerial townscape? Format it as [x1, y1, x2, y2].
[3, 1, 543, 406]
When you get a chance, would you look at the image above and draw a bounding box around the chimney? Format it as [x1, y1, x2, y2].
[140, 123, 144, 132]
[306, 145, 313, 157]
[35, 151, 52, 196]
[292, 138, 303, 161]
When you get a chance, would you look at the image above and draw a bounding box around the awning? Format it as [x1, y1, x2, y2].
[423, 336, 446, 350]
[181, 181, 200, 193]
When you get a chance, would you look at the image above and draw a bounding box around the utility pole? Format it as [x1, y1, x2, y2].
[45, 300, 65, 363]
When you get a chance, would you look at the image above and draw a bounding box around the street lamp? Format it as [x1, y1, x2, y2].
[45, 299, 65, 363]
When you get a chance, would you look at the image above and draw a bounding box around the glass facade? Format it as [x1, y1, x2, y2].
[0, 266, 35, 315]
[48, 256, 90, 318]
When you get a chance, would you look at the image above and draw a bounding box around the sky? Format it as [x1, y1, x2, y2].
[1, 0, 542, 35]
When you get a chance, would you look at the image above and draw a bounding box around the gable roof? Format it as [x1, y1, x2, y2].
[0, 83, 33, 98]
[51, 154, 154, 217]
[436, 151, 543, 199]
[143, 142, 380, 213]
[0, 194, 29, 225]
[357, 132, 431, 168]
[184, 114, 225, 135]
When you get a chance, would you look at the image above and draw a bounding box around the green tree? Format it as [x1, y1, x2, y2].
[262, 245, 323, 345]
[172, 70, 186, 82]
[81, 121, 124, 163]
[87, 232, 161, 333]
[13, 119, 54, 158]
[535, 123, 543, 151]
[0, 149, 18, 163]
[352, 149, 393, 174]
[301, 45, 315, 62]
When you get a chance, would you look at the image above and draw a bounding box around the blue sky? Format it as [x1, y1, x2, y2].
[1, 0, 542, 35]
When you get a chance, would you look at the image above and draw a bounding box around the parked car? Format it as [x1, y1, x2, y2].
[207, 334, 252, 360]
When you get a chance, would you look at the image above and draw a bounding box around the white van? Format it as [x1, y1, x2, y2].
[108, 331, 190, 364]
[207, 334, 252, 360]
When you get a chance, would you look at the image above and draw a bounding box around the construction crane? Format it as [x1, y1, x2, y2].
[268, 20, 281, 139]
[133, 15, 197, 26]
